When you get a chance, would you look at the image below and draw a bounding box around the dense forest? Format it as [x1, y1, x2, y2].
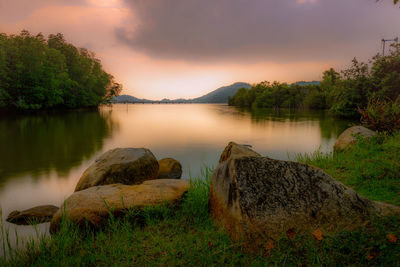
[229, 44, 400, 118]
[0, 31, 121, 110]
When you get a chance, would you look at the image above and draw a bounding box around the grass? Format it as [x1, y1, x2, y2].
[297, 132, 400, 206]
[1, 134, 400, 266]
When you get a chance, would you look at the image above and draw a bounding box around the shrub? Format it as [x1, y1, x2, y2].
[358, 97, 400, 133]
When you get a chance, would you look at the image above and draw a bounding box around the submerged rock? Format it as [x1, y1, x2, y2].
[6, 205, 59, 225]
[334, 126, 376, 152]
[51, 179, 189, 232]
[157, 158, 182, 179]
[210, 155, 400, 251]
[75, 148, 159, 192]
[219, 142, 261, 163]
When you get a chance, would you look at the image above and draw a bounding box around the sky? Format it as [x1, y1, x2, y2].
[0, 0, 399, 99]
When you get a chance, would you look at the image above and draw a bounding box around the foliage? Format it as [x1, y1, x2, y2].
[0, 31, 121, 110]
[358, 97, 400, 133]
[229, 44, 400, 121]
[229, 81, 314, 109]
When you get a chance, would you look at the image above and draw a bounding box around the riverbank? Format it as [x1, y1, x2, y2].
[1, 133, 399, 266]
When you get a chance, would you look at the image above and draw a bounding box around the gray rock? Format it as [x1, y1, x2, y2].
[75, 148, 159, 192]
[219, 142, 261, 163]
[334, 126, 376, 152]
[157, 158, 182, 179]
[6, 205, 59, 225]
[210, 156, 400, 251]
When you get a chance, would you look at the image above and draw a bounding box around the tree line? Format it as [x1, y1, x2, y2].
[229, 44, 400, 118]
[0, 31, 122, 110]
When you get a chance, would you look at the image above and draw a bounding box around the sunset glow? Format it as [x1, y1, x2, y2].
[0, 0, 399, 99]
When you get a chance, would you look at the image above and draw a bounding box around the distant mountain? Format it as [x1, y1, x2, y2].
[110, 82, 251, 104]
[110, 95, 153, 103]
[191, 82, 251, 103]
[291, 81, 321, 86]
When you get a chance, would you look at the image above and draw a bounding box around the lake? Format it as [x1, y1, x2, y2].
[0, 104, 352, 251]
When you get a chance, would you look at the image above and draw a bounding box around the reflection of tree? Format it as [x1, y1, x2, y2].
[0, 109, 117, 181]
[233, 107, 354, 139]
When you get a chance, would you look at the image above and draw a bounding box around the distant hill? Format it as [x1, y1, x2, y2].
[110, 82, 251, 104]
[291, 81, 321, 86]
[191, 82, 251, 103]
[110, 95, 153, 103]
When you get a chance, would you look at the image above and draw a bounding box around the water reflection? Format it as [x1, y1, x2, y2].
[240, 107, 352, 140]
[0, 109, 116, 182]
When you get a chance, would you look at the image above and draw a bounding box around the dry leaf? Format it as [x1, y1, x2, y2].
[387, 234, 397, 243]
[312, 229, 323, 241]
[366, 249, 379, 260]
[286, 228, 296, 240]
[264, 241, 274, 256]
[366, 253, 374, 260]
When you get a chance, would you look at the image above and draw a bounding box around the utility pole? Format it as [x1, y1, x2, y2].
[382, 37, 399, 56]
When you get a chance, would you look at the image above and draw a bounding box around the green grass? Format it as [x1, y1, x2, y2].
[297, 132, 400, 206]
[1, 134, 400, 266]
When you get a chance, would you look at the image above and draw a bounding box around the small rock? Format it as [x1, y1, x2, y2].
[6, 205, 59, 225]
[334, 126, 376, 152]
[51, 179, 189, 232]
[157, 158, 182, 179]
[75, 148, 159, 192]
[219, 142, 261, 163]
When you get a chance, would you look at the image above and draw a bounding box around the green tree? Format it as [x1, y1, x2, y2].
[0, 30, 121, 110]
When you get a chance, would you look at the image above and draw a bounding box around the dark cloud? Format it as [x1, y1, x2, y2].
[116, 0, 400, 62]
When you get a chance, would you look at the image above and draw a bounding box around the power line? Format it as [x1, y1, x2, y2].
[382, 37, 399, 56]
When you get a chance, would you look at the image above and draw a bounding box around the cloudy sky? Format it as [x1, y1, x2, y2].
[0, 0, 399, 99]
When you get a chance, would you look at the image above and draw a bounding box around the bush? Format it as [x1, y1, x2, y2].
[358, 97, 400, 133]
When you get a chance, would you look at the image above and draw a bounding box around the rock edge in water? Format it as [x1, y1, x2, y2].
[7, 205, 59, 225]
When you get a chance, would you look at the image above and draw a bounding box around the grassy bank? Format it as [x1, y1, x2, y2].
[297, 132, 400, 206]
[1, 134, 400, 266]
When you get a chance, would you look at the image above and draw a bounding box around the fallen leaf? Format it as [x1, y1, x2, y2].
[387, 234, 397, 243]
[366, 253, 374, 260]
[264, 241, 274, 256]
[208, 241, 214, 249]
[286, 228, 296, 240]
[312, 229, 323, 241]
[366, 249, 379, 261]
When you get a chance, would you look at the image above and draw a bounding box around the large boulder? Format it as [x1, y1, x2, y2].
[75, 148, 159, 192]
[334, 126, 376, 152]
[157, 158, 182, 179]
[6, 205, 59, 225]
[210, 156, 400, 251]
[51, 179, 189, 232]
[219, 142, 261, 163]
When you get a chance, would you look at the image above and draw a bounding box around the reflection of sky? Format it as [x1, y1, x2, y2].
[0, 104, 351, 253]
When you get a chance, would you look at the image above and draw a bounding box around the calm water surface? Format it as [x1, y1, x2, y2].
[0, 104, 352, 252]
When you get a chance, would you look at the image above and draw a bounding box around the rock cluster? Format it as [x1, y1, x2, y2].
[7, 147, 185, 231]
